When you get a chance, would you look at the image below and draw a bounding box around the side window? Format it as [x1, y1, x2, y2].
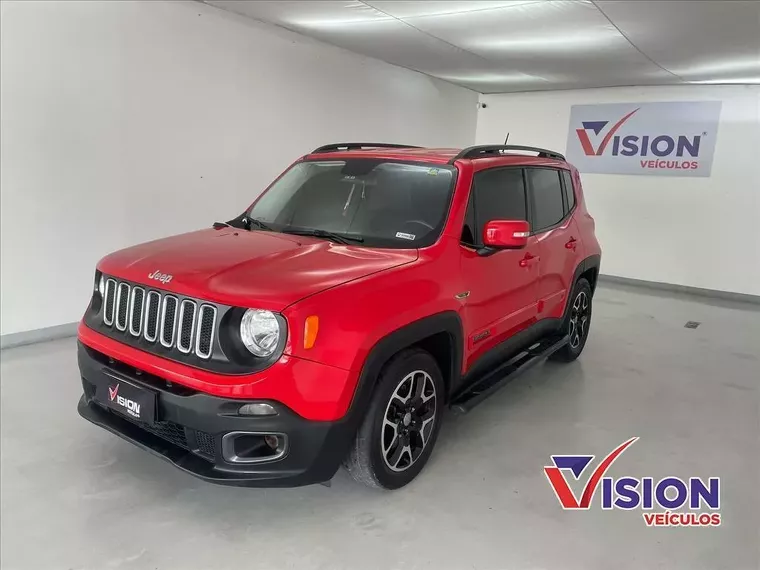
[561, 170, 575, 213]
[461, 168, 526, 245]
[528, 168, 565, 232]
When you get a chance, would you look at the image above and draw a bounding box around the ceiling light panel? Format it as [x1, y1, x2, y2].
[206, 0, 759, 93]
[207, 1, 390, 27]
[435, 71, 553, 94]
[401, 0, 671, 86]
[677, 57, 760, 84]
[364, 1, 538, 19]
[290, 20, 501, 77]
[399, 1, 617, 54]
[689, 77, 760, 85]
[208, 1, 496, 80]
[596, 1, 760, 83]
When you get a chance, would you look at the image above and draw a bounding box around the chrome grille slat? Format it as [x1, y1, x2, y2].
[100, 276, 222, 360]
[115, 283, 131, 331]
[103, 279, 117, 326]
[176, 300, 197, 354]
[160, 296, 178, 348]
[195, 305, 216, 359]
[143, 291, 161, 342]
[129, 287, 145, 337]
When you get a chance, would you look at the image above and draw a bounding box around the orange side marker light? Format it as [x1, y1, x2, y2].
[304, 315, 319, 349]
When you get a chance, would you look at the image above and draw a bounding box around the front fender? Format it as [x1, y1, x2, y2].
[283, 247, 464, 373]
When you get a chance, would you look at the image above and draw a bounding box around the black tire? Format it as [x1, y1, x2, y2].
[550, 278, 593, 363]
[344, 348, 444, 490]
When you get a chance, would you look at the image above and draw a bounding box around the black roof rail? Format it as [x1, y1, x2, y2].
[450, 145, 566, 163]
[312, 142, 421, 153]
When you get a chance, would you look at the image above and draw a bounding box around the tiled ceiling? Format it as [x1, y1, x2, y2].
[206, 0, 760, 93]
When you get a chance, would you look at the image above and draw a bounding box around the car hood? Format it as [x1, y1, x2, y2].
[98, 228, 418, 310]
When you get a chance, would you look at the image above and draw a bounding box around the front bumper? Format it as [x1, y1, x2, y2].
[77, 343, 353, 487]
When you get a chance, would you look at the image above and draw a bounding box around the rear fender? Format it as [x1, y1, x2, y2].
[560, 254, 601, 323]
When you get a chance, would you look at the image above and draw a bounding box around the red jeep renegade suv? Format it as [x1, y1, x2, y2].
[78, 143, 601, 489]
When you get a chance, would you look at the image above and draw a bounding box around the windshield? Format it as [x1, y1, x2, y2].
[247, 159, 456, 248]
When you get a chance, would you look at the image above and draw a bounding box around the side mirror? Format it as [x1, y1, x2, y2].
[482, 220, 530, 249]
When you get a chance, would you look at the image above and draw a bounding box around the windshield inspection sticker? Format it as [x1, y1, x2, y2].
[427, 168, 439, 176]
[395, 232, 416, 241]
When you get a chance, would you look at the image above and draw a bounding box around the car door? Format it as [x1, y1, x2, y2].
[459, 167, 540, 370]
[526, 167, 581, 320]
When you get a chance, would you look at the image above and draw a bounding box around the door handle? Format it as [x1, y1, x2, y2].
[565, 237, 577, 250]
[519, 252, 539, 268]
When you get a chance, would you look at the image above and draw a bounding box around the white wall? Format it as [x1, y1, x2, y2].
[0, 1, 477, 336]
[476, 85, 760, 296]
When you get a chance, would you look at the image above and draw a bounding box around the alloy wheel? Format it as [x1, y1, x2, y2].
[568, 290, 590, 349]
[381, 370, 437, 472]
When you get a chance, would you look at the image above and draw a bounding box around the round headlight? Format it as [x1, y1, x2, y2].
[240, 309, 281, 357]
[98, 274, 105, 296]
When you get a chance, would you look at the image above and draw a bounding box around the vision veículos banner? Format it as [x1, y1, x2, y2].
[565, 101, 721, 177]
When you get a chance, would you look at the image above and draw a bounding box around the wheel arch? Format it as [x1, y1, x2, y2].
[317, 313, 464, 476]
[351, 312, 464, 411]
[576, 254, 601, 294]
[561, 254, 601, 323]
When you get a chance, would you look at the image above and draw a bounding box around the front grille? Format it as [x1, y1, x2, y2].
[196, 305, 216, 359]
[103, 279, 117, 325]
[195, 431, 216, 457]
[100, 278, 217, 359]
[115, 283, 130, 331]
[129, 288, 145, 336]
[144, 291, 160, 342]
[115, 409, 215, 462]
[177, 300, 196, 354]
[160, 296, 178, 348]
[144, 420, 189, 449]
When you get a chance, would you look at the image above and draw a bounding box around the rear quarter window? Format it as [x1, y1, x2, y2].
[561, 170, 575, 213]
[527, 168, 565, 232]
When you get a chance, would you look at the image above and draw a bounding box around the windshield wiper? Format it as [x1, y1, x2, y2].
[243, 217, 275, 232]
[281, 228, 364, 245]
[213, 215, 273, 232]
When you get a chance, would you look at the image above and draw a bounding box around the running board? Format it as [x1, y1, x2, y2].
[449, 335, 569, 414]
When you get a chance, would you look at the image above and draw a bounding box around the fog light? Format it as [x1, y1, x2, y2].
[238, 402, 277, 416]
[221, 431, 287, 463]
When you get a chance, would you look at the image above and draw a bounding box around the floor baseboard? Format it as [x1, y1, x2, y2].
[1, 322, 79, 350]
[597, 274, 760, 305]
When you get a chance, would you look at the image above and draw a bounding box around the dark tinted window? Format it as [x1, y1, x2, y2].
[528, 169, 565, 232]
[561, 170, 575, 212]
[464, 168, 526, 245]
[461, 195, 477, 245]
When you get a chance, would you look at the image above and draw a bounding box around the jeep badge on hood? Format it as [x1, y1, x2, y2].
[148, 270, 173, 284]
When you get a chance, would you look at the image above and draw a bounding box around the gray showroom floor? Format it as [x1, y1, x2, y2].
[1, 283, 758, 570]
